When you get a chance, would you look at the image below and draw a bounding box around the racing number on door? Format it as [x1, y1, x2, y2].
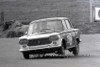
[67, 33, 73, 46]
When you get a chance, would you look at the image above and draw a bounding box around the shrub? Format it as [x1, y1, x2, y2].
[7, 31, 16, 38]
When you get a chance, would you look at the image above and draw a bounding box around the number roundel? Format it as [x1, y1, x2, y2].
[67, 33, 72, 46]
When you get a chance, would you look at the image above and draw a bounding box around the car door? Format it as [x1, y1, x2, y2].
[64, 19, 76, 48]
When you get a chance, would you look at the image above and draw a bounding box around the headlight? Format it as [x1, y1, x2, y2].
[49, 35, 59, 41]
[19, 39, 28, 45]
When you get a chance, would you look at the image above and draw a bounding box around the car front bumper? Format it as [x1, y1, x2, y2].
[19, 38, 62, 54]
[20, 46, 61, 54]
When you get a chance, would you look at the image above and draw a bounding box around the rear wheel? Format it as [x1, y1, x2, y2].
[22, 52, 30, 59]
[72, 42, 79, 56]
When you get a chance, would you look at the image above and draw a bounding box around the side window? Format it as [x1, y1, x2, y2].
[64, 19, 71, 29]
[68, 20, 73, 28]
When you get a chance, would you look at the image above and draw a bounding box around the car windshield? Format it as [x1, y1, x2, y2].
[28, 20, 64, 34]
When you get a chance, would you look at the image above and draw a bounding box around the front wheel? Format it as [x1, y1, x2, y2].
[22, 52, 30, 59]
[58, 46, 65, 58]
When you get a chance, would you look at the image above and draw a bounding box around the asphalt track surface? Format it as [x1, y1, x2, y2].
[0, 34, 100, 67]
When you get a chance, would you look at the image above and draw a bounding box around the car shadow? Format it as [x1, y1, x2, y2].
[29, 54, 93, 60]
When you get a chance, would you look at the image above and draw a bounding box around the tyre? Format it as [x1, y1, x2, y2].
[22, 52, 30, 59]
[58, 42, 65, 58]
[60, 46, 65, 57]
[72, 44, 79, 56]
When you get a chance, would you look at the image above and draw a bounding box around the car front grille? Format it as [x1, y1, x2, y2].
[27, 38, 51, 46]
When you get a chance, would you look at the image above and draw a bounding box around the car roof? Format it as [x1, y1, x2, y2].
[30, 17, 68, 24]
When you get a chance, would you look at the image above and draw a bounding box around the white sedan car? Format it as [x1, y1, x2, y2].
[19, 17, 81, 59]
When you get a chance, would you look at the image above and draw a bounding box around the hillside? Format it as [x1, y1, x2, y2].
[0, 0, 100, 37]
